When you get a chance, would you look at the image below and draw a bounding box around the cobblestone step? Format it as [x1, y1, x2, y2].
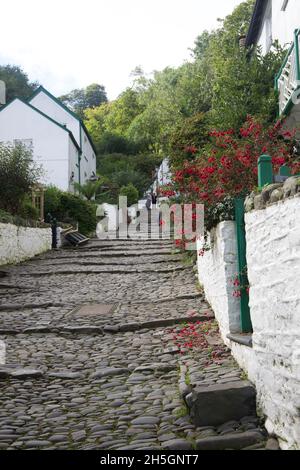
[0, 312, 214, 336]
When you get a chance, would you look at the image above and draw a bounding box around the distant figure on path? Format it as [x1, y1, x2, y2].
[151, 192, 157, 207]
[146, 194, 152, 211]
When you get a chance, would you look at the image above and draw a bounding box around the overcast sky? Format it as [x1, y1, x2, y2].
[0, 0, 244, 100]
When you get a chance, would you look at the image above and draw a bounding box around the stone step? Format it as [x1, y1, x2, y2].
[186, 381, 257, 427]
[196, 431, 266, 450]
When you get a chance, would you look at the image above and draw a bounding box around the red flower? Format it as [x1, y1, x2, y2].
[185, 146, 198, 154]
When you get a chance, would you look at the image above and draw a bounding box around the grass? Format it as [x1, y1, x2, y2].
[240, 370, 248, 380]
[175, 405, 189, 418]
[195, 280, 203, 292]
[185, 371, 191, 386]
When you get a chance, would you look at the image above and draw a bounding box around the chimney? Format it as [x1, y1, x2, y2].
[0, 80, 6, 105]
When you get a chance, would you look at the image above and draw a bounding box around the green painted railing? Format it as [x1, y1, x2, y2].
[275, 29, 300, 116]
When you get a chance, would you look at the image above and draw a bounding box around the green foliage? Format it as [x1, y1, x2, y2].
[192, 0, 285, 129]
[96, 153, 161, 203]
[0, 64, 39, 102]
[0, 209, 48, 228]
[83, 1, 283, 160]
[73, 179, 103, 201]
[19, 199, 39, 221]
[175, 405, 189, 418]
[119, 183, 139, 206]
[44, 186, 97, 236]
[0, 143, 42, 215]
[205, 196, 235, 232]
[96, 132, 139, 155]
[60, 83, 107, 118]
[169, 113, 209, 169]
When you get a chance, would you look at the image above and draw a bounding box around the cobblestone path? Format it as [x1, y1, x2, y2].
[0, 237, 274, 450]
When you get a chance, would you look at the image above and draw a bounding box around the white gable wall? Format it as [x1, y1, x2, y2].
[30, 90, 96, 185]
[0, 100, 71, 191]
[69, 137, 80, 193]
[80, 127, 97, 183]
[258, 0, 300, 54]
[30, 91, 81, 146]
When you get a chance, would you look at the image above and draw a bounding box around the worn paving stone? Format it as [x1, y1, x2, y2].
[196, 431, 265, 450]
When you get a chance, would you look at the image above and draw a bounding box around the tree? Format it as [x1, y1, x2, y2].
[192, 0, 285, 129]
[60, 83, 107, 118]
[73, 179, 103, 201]
[169, 113, 209, 169]
[85, 84, 107, 108]
[0, 65, 39, 103]
[84, 88, 145, 154]
[44, 186, 97, 235]
[119, 183, 139, 206]
[0, 143, 42, 214]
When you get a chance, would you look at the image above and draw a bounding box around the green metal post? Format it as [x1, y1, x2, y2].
[258, 154, 273, 188]
[234, 198, 252, 333]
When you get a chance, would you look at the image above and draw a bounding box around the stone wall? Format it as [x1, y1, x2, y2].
[0, 223, 52, 266]
[197, 221, 240, 344]
[196, 192, 300, 449]
[241, 194, 300, 450]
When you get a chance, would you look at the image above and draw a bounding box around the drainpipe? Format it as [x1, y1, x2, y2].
[78, 124, 82, 185]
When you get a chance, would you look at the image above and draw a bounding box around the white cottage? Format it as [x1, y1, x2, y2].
[0, 86, 97, 192]
[246, 0, 300, 127]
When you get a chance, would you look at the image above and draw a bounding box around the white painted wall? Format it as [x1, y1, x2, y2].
[0, 223, 52, 266]
[30, 90, 81, 146]
[30, 90, 96, 185]
[96, 203, 118, 234]
[80, 127, 97, 183]
[258, 0, 300, 53]
[197, 196, 300, 449]
[68, 137, 80, 193]
[241, 194, 300, 450]
[152, 158, 172, 195]
[0, 99, 72, 191]
[197, 222, 241, 343]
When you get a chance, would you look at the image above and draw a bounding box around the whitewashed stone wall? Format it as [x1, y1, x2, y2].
[239, 195, 300, 450]
[197, 197, 300, 449]
[197, 221, 240, 343]
[0, 223, 52, 266]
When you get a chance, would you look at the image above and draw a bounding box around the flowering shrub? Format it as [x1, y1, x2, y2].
[230, 266, 250, 298]
[172, 116, 298, 209]
[166, 117, 299, 249]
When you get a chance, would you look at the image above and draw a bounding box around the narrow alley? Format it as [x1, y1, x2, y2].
[0, 236, 271, 450]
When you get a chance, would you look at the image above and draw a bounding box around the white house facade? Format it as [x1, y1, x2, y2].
[246, 0, 300, 54]
[152, 158, 172, 196]
[246, 0, 300, 129]
[0, 86, 97, 192]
